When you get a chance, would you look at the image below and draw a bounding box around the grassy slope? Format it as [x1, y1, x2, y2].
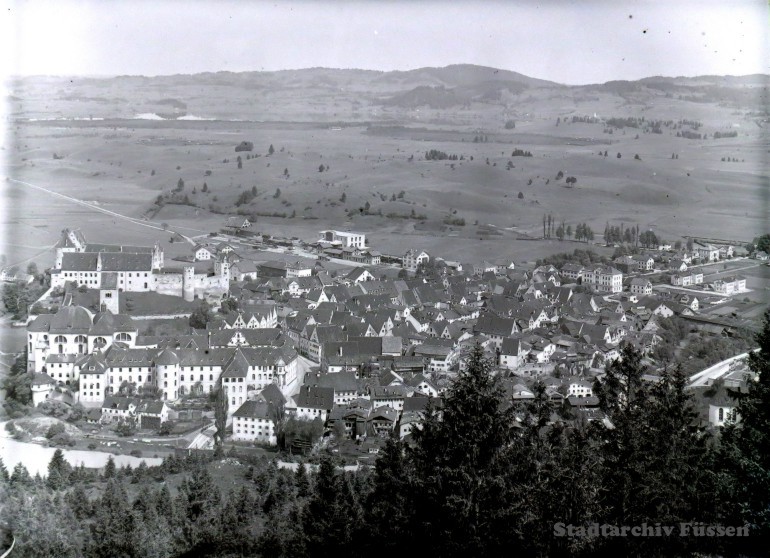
[3, 72, 768, 270]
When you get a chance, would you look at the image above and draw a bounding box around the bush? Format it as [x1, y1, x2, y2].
[50, 432, 72, 446]
[130, 449, 143, 458]
[88, 443, 97, 450]
[45, 422, 66, 439]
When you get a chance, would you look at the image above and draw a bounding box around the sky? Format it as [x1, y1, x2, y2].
[1, 0, 769, 84]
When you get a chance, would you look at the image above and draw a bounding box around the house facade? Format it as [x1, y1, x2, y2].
[319, 230, 367, 249]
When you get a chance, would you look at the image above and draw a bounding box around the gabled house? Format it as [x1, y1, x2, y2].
[293, 385, 334, 422]
[629, 278, 653, 296]
[344, 267, 376, 284]
[193, 244, 214, 261]
[473, 314, 519, 349]
[233, 399, 280, 445]
[500, 336, 527, 370]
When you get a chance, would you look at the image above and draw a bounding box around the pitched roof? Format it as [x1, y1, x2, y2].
[233, 400, 275, 420]
[99, 253, 153, 271]
[295, 385, 334, 410]
[61, 252, 98, 271]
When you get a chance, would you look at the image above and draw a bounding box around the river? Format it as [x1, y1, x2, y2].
[0, 427, 163, 476]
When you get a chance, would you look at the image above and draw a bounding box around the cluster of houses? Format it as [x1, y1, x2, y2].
[26, 225, 750, 444]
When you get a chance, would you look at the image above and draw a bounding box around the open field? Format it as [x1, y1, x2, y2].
[2, 67, 768, 272]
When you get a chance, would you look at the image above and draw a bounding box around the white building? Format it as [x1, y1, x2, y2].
[629, 278, 653, 296]
[403, 249, 430, 272]
[232, 400, 279, 445]
[583, 266, 623, 293]
[319, 230, 367, 249]
[713, 276, 747, 295]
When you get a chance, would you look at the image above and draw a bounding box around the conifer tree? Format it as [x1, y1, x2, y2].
[717, 311, 770, 541]
[46, 448, 71, 490]
[406, 344, 517, 556]
[103, 455, 116, 479]
[10, 462, 32, 487]
[214, 382, 228, 447]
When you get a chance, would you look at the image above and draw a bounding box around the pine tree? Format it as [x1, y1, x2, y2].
[717, 311, 770, 541]
[406, 344, 517, 556]
[90, 480, 136, 558]
[301, 456, 350, 557]
[295, 462, 310, 498]
[366, 434, 412, 555]
[179, 466, 222, 553]
[46, 448, 71, 490]
[592, 346, 715, 555]
[0, 457, 8, 483]
[103, 455, 116, 479]
[214, 383, 228, 447]
[10, 462, 32, 486]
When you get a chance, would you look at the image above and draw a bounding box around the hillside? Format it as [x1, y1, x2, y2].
[3, 64, 769, 268]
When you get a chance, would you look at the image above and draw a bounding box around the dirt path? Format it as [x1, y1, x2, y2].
[7, 177, 200, 246]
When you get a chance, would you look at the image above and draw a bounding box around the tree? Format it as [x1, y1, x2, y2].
[214, 383, 228, 448]
[202, 182, 208, 193]
[593, 344, 716, 555]
[617, 152, 622, 158]
[220, 297, 238, 314]
[177, 178, 185, 191]
[405, 344, 518, 556]
[517, 191, 523, 199]
[366, 434, 413, 554]
[2, 351, 32, 407]
[318, 164, 325, 173]
[10, 462, 32, 487]
[268, 144, 275, 155]
[566, 225, 572, 239]
[755, 234, 770, 254]
[46, 448, 72, 490]
[189, 301, 212, 329]
[89, 479, 138, 557]
[2, 282, 31, 319]
[26, 262, 38, 277]
[716, 311, 770, 541]
[340, 192, 346, 203]
[103, 455, 116, 479]
[555, 224, 564, 241]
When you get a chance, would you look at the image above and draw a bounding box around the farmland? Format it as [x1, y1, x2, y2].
[2, 66, 768, 270]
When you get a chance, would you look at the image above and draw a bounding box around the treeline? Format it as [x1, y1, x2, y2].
[425, 150, 460, 161]
[511, 148, 533, 157]
[604, 222, 640, 245]
[677, 130, 703, 140]
[536, 248, 608, 268]
[2, 328, 770, 557]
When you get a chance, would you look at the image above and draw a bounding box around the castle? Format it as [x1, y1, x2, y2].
[52, 228, 232, 301]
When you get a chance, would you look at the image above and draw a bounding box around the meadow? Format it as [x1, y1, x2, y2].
[2, 67, 768, 270]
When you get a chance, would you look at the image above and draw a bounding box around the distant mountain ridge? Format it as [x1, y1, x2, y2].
[10, 63, 768, 121]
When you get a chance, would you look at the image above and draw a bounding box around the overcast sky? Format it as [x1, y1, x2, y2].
[2, 0, 769, 84]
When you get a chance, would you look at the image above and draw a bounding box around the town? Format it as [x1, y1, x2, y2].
[2, 3, 770, 554]
[5, 221, 766, 458]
